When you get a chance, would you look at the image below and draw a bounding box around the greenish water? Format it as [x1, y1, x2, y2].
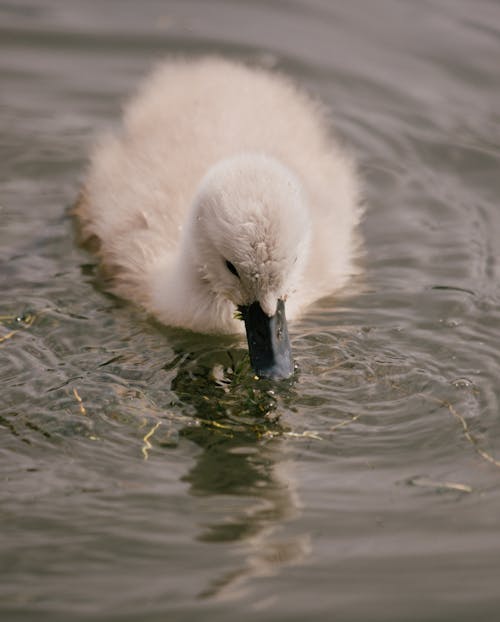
[1, 1, 500, 620]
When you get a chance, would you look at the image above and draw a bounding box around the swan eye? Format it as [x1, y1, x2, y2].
[225, 260, 240, 279]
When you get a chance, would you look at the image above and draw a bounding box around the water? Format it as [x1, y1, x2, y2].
[1, 1, 500, 620]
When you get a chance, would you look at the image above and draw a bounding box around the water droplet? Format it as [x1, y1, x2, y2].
[451, 377, 474, 389]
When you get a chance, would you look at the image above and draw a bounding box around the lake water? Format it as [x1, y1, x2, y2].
[1, 1, 500, 620]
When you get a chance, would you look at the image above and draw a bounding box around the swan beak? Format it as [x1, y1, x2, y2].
[239, 299, 294, 380]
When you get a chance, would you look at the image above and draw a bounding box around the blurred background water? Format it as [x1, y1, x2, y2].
[1, 1, 500, 620]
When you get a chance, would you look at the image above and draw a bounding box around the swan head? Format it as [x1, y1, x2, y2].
[188, 153, 311, 379]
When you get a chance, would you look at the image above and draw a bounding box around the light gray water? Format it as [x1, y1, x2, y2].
[1, 1, 500, 620]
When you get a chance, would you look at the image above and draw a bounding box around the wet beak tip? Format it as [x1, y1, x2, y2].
[240, 299, 293, 381]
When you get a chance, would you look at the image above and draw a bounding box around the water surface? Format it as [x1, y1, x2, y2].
[1, 1, 500, 620]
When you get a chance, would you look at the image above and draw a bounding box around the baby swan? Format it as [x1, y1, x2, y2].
[75, 57, 361, 379]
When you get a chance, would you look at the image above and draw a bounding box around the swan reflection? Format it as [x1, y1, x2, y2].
[171, 346, 310, 600]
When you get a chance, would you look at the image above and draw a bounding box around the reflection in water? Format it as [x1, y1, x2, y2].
[171, 346, 310, 599]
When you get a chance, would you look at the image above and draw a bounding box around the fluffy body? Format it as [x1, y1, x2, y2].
[76, 57, 361, 334]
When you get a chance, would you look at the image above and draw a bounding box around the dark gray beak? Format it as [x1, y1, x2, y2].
[239, 299, 294, 380]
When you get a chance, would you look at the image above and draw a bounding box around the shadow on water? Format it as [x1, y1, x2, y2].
[167, 342, 310, 599]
